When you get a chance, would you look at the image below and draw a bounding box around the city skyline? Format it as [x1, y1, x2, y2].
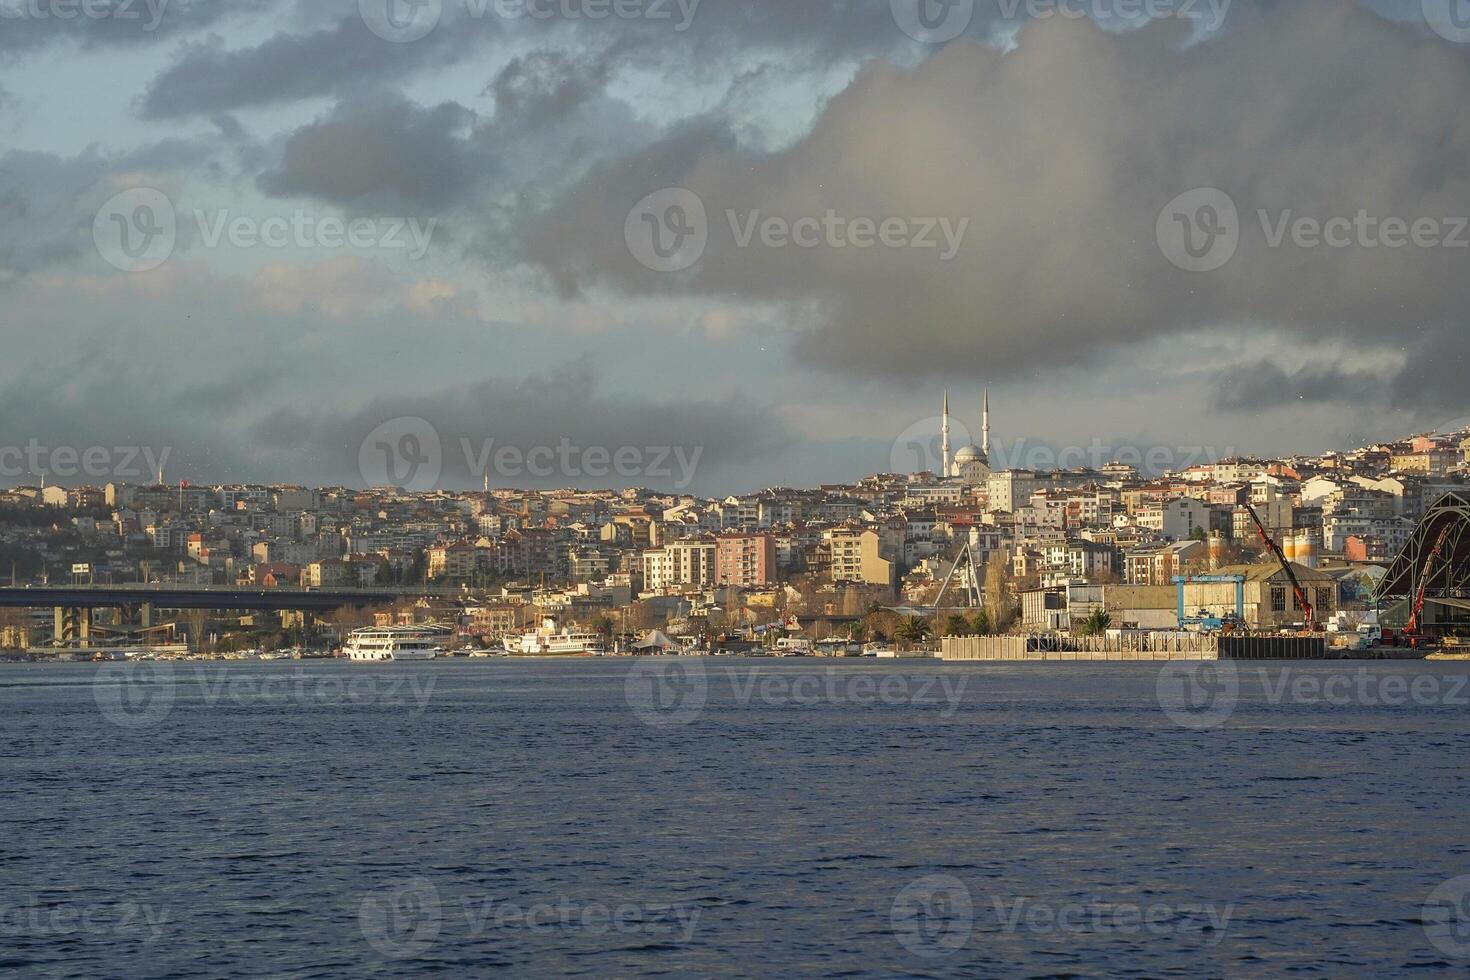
[2, 1, 1468, 494]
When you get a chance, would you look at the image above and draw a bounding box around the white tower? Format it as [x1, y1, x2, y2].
[982, 388, 991, 460]
[941, 390, 952, 479]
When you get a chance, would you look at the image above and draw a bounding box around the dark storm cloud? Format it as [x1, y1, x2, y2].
[520, 2, 1470, 410]
[258, 97, 482, 211]
[248, 363, 794, 491]
[139, 7, 483, 118]
[137, 0, 1008, 118]
[254, 52, 650, 221]
[1212, 361, 1381, 412]
[488, 49, 610, 130]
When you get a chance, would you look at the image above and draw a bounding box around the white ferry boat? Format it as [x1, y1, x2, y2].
[344, 627, 439, 662]
[503, 618, 607, 657]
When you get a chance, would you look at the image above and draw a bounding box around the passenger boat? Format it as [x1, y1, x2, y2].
[503, 618, 606, 657]
[344, 627, 438, 662]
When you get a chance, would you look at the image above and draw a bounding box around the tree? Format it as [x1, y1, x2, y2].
[894, 616, 933, 649]
[944, 614, 972, 637]
[984, 552, 1017, 634]
[1078, 608, 1113, 637]
[863, 609, 899, 643]
[971, 610, 993, 636]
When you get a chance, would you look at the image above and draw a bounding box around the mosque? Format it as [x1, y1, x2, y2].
[940, 390, 992, 486]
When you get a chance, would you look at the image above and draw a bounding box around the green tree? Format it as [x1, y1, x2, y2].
[1079, 608, 1113, 637]
[944, 614, 972, 637]
[971, 610, 993, 636]
[894, 616, 933, 648]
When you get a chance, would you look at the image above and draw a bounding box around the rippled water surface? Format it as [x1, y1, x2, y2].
[4, 658, 1470, 977]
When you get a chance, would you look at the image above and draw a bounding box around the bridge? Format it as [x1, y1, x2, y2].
[0, 586, 414, 648]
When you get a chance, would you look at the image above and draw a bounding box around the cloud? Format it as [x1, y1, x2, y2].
[1212, 361, 1383, 412]
[248, 362, 794, 491]
[0, 0, 280, 58]
[520, 3, 1470, 411]
[139, 10, 480, 118]
[258, 97, 482, 211]
[136, 0, 1006, 119]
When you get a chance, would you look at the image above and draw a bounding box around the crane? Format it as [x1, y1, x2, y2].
[1406, 524, 1453, 638]
[1242, 501, 1319, 632]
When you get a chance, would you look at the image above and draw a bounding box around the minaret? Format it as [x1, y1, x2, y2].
[941, 390, 952, 479]
[982, 388, 991, 460]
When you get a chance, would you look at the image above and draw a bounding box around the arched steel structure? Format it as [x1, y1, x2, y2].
[1375, 492, 1470, 630]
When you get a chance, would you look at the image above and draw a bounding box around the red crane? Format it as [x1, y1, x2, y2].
[1407, 524, 1453, 635]
[1243, 502, 1319, 632]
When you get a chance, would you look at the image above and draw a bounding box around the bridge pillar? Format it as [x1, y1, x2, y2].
[120, 603, 155, 629]
[52, 607, 92, 646]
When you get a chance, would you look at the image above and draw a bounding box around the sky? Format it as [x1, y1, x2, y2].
[0, 0, 1467, 494]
